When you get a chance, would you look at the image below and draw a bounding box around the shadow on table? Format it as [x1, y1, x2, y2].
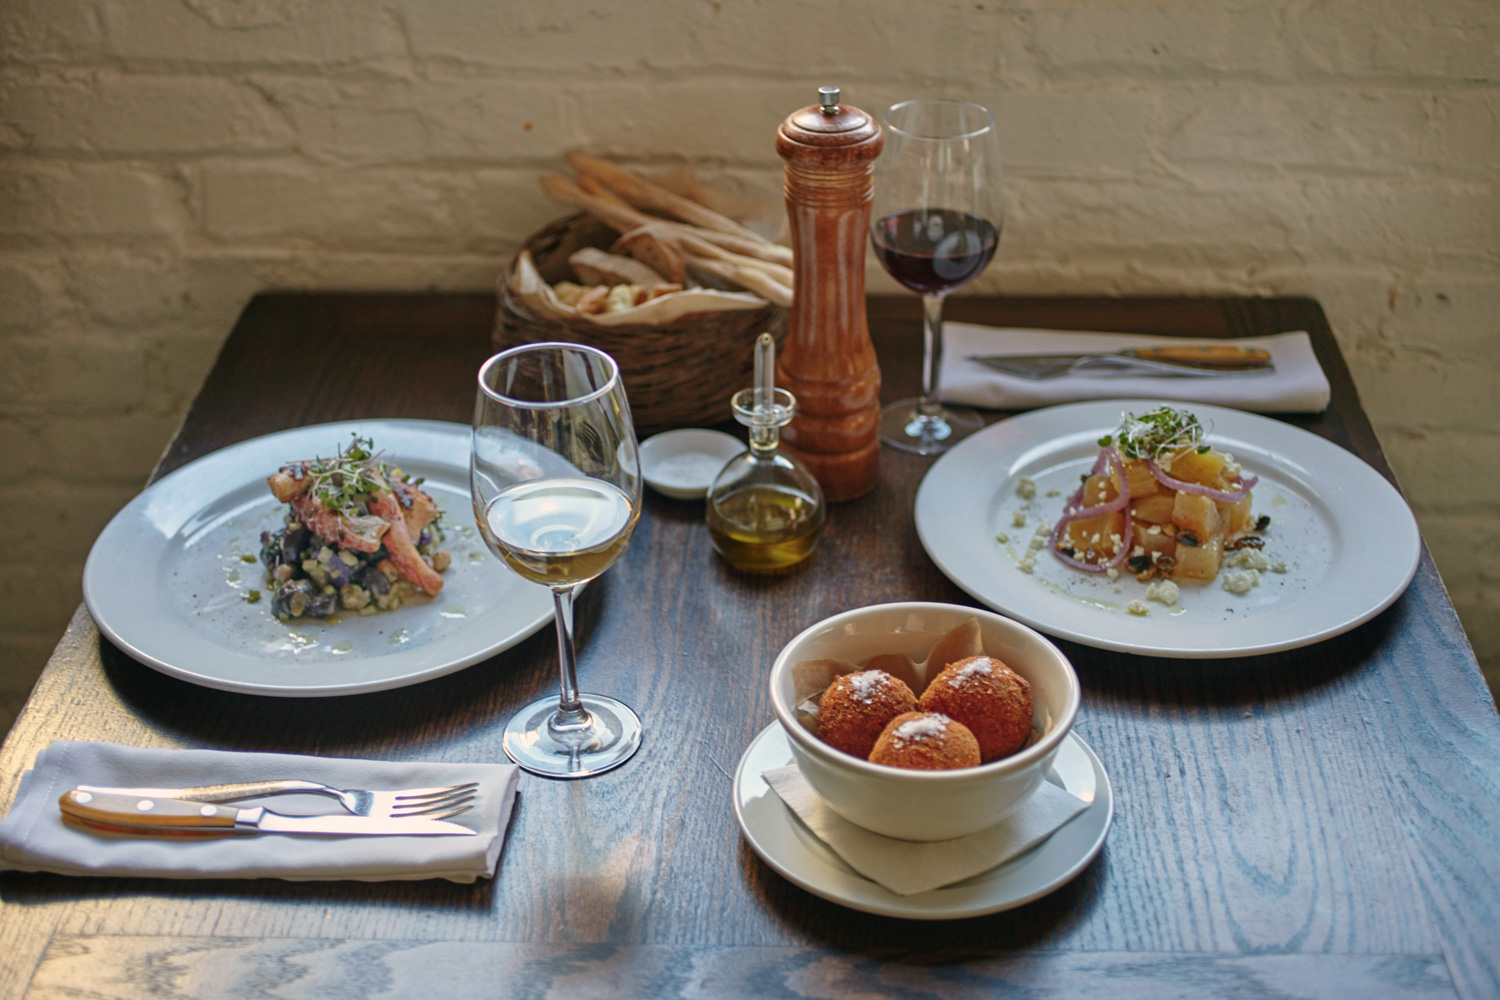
[739, 833, 1108, 951]
[1070, 606, 1400, 714]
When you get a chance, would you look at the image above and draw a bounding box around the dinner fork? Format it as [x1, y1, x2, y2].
[73, 780, 478, 821]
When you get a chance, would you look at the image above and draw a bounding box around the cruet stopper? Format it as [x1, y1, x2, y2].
[706, 333, 827, 572]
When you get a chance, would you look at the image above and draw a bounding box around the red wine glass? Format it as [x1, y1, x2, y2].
[870, 100, 1004, 454]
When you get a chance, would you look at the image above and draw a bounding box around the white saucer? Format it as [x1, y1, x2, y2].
[639, 428, 744, 500]
[732, 723, 1112, 919]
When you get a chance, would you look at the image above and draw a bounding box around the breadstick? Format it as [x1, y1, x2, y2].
[577, 174, 636, 212]
[541, 174, 793, 267]
[686, 254, 793, 308]
[539, 174, 654, 233]
[671, 229, 795, 287]
[668, 224, 794, 267]
[567, 151, 766, 244]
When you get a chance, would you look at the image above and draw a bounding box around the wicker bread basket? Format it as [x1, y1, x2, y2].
[494, 214, 788, 435]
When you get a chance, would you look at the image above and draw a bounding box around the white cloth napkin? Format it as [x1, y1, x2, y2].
[763, 765, 1088, 896]
[940, 325, 1331, 413]
[0, 741, 518, 883]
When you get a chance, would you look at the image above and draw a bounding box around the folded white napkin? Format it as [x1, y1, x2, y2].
[940, 325, 1331, 413]
[763, 765, 1088, 896]
[0, 741, 518, 883]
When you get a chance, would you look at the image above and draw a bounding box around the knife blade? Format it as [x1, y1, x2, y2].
[970, 343, 1274, 380]
[59, 790, 477, 837]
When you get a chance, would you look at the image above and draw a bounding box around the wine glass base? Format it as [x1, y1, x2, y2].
[502, 693, 643, 779]
[879, 399, 985, 456]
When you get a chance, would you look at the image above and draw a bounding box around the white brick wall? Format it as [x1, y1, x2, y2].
[1, 0, 1497, 729]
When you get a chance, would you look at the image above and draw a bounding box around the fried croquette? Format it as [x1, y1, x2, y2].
[816, 669, 918, 758]
[868, 711, 982, 770]
[917, 655, 1033, 763]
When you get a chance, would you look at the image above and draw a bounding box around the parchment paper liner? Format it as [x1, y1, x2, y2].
[511, 249, 767, 327]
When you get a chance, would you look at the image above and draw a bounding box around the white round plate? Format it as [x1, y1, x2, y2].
[732, 723, 1112, 919]
[915, 400, 1422, 658]
[639, 428, 743, 499]
[82, 420, 555, 697]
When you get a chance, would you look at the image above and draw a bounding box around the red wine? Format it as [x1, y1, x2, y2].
[871, 208, 999, 296]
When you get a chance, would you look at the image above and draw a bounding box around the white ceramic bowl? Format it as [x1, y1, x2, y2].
[639, 428, 744, 500]
[769, 602, 1081, 841]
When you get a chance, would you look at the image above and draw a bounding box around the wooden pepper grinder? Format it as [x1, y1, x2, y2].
[775, 86, 884, 502]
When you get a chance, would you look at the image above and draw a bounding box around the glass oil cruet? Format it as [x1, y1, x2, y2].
[706, 333, 827, 572]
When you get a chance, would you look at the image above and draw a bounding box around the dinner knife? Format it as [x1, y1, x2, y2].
[969, 344, 1274, 380]
[59, 790, 477, 836]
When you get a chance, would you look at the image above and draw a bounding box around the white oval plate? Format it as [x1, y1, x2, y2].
[639, 428, 743, 500]
[82, 420, 555, 696]
[733, 723, 1112, 919]
[915, 400, 1422, 658]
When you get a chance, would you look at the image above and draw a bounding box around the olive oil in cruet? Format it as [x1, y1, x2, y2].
[706, 333, 826, 572]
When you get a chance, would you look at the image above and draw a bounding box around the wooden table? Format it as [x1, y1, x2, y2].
[3, 295, 1497, 1000]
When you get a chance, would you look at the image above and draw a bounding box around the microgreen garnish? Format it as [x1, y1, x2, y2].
[1097, 406, 1209, 461]
[305, 435, 390, 518]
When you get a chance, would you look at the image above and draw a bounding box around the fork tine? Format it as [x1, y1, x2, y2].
[392, 782, 479, 803]
[392, 793, 478, 817]
[418, 802, 474, 822]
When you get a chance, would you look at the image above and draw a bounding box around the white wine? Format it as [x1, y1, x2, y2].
[482, 478, 636, 587]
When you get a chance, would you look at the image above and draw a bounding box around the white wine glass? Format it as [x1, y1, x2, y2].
[870, 99, 1004, 455]
[472, 342, 643, 778]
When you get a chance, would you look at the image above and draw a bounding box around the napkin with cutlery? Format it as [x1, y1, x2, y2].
[940, 325, 1332, 413]
[762, 764, 1088, 896]
[0, 741, 518, 882]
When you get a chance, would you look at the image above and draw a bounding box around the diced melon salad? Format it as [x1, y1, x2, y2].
[1050, 406, 1270, 588]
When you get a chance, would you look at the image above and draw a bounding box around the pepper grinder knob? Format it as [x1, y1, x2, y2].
[818, 86, 840, 114]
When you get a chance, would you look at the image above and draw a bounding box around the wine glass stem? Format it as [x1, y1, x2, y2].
[919, 293, 947, 419]
[549, 586, 592, 736]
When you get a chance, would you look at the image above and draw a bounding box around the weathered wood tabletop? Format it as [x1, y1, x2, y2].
[2, 294, 1497, 1000]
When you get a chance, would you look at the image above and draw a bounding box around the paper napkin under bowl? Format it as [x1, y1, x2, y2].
[0, 741, 518, 883]
[940, 325, 1331, 413]
[763, 764, 1088, 897]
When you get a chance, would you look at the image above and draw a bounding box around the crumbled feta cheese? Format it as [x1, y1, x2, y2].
[1147, 525, 1162, 535]
[1132, 544, 1145, 557]
[1018, 556, 1036, 574]
[1145, 580, 1180, 606]
[995, 532, 1010, 544]
[1106, 567, 1119, 580]
[1126, 600, 1150, 616]
[1016, 477, 1036, 499]
[1046, 488, 1061, 497]
[1012, 510, 1028, 527]
[1226, 548, 1270, 572]
[1270, 560, 1288, 573]
[1221, 569, 1260, 594]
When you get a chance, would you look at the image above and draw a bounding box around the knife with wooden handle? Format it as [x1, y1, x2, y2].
[59, 790, 477, 837]
[969, 343, 1274, 379]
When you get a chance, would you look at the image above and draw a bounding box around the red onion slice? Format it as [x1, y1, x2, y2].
[1050, 448, 1134, 573]
[1146, 459, 1258, 504]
